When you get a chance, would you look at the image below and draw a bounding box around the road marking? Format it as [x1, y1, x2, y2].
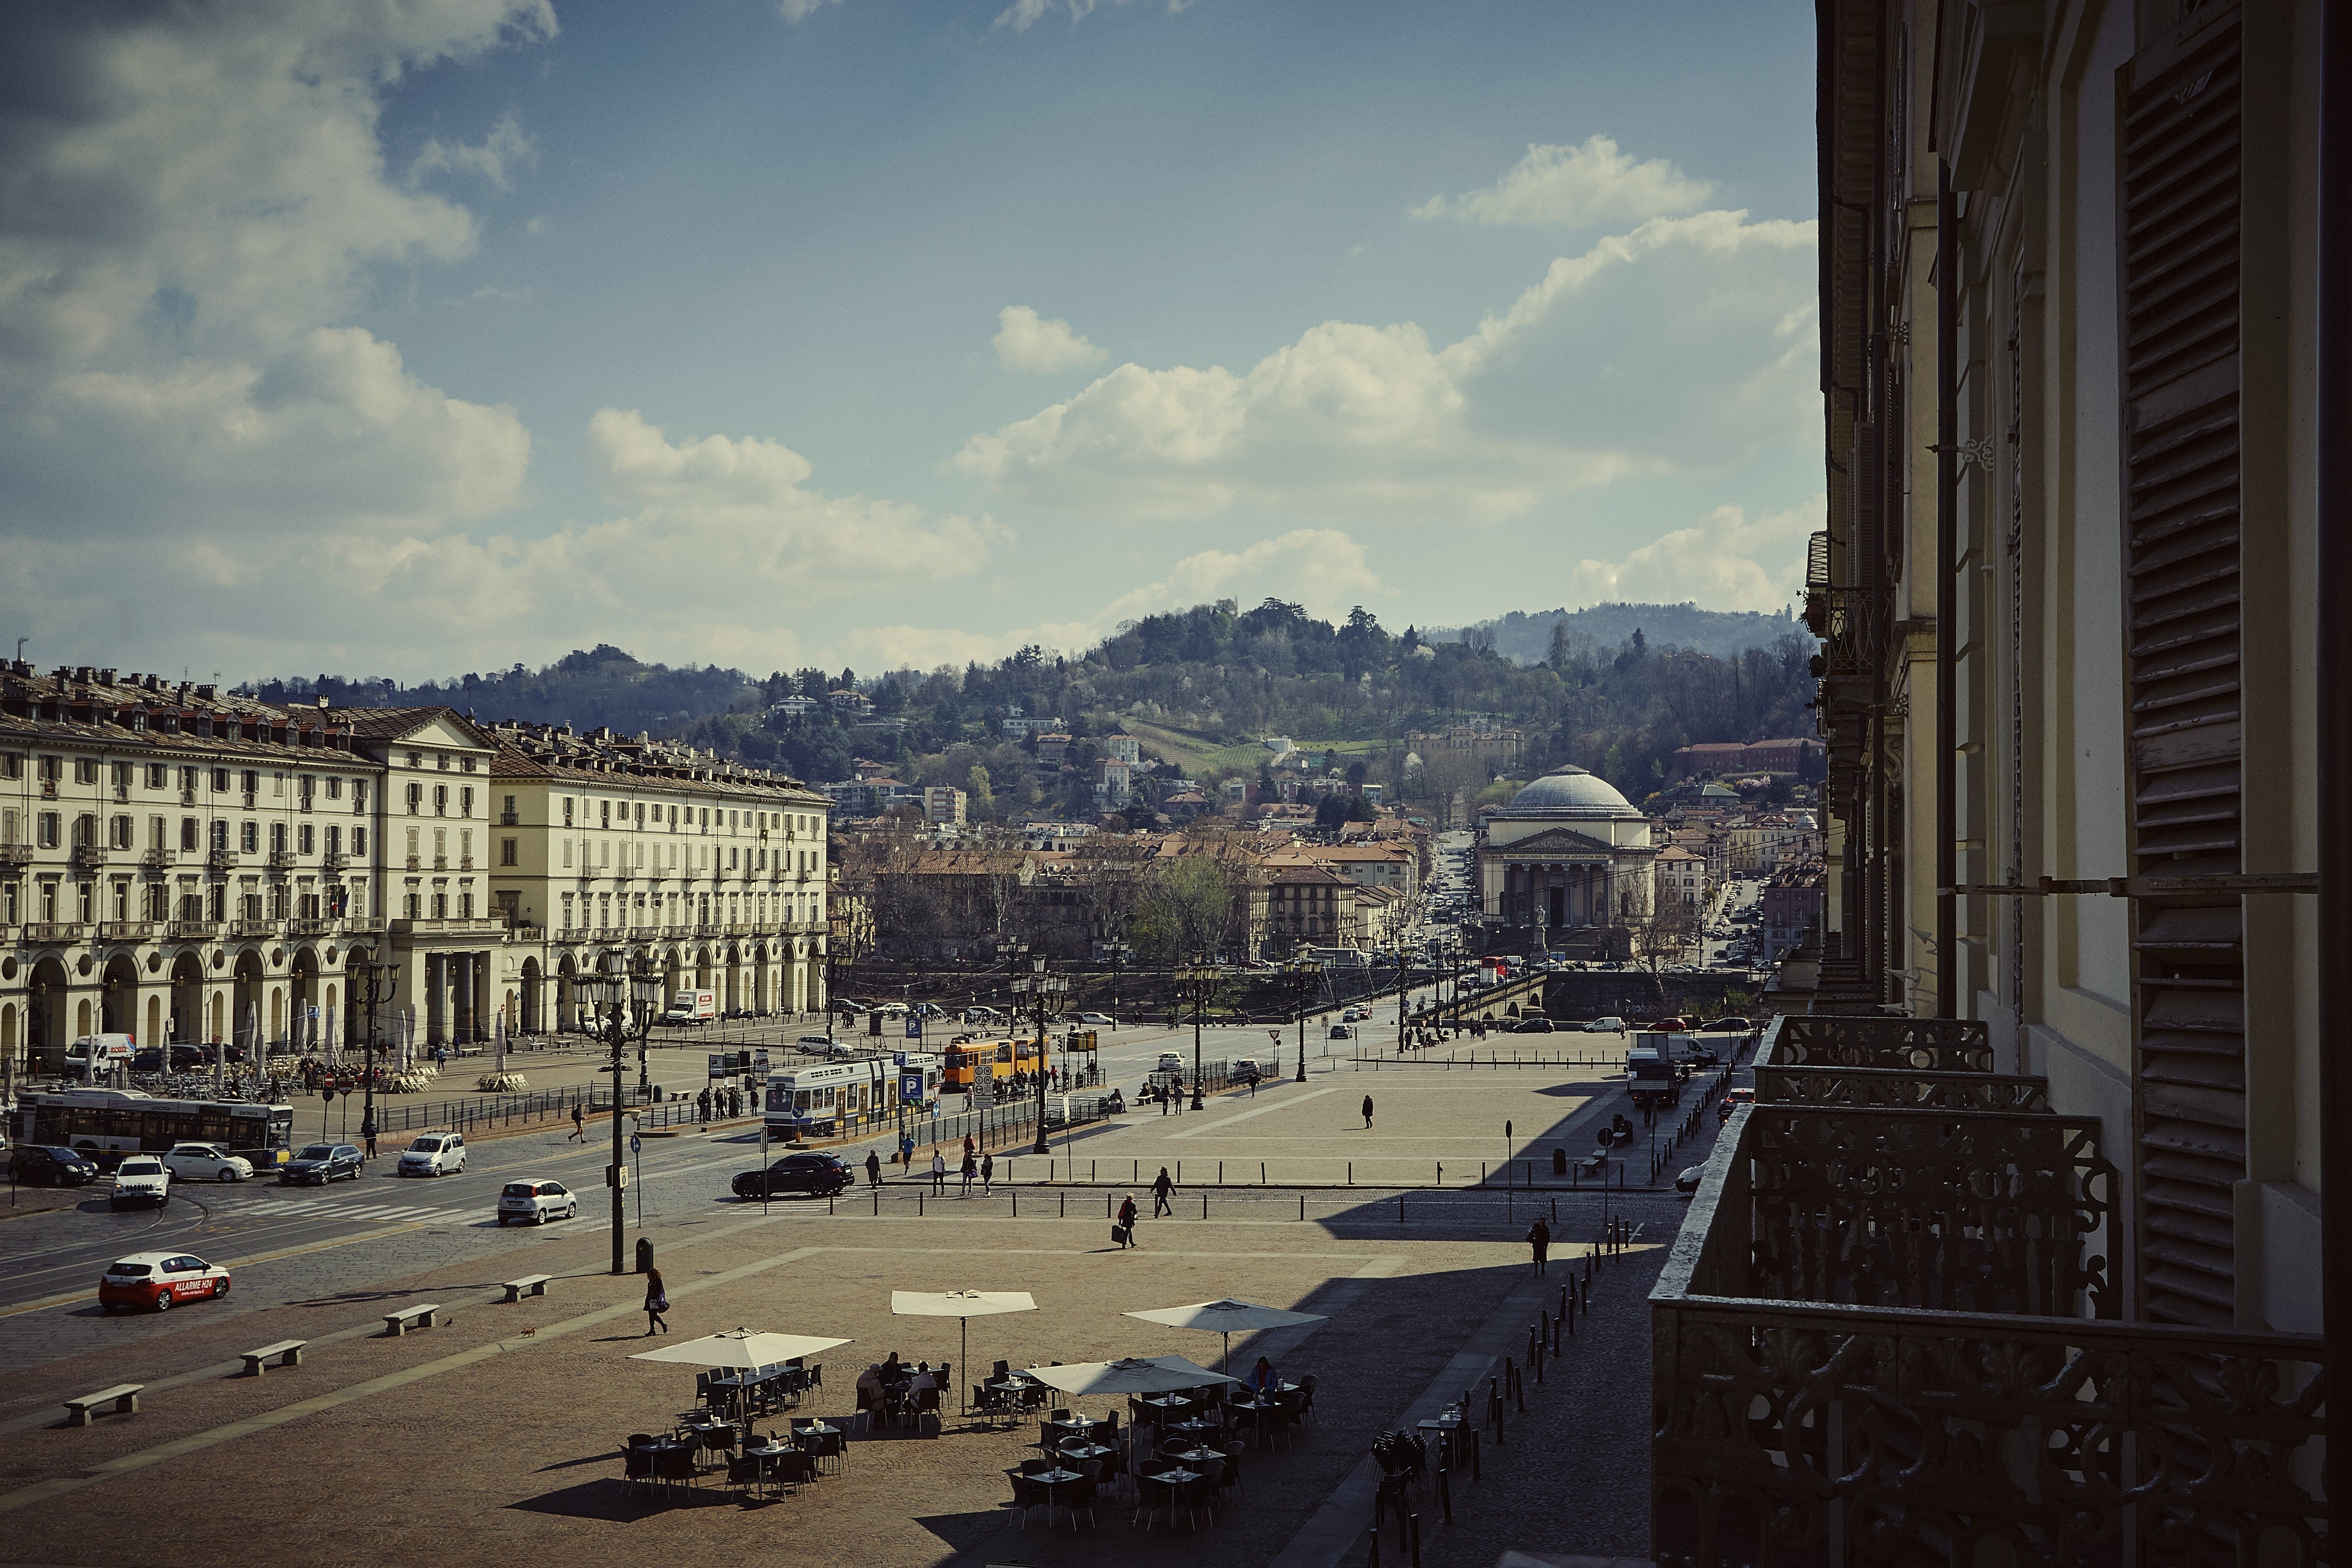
[1166, 1085, 1341, 1140]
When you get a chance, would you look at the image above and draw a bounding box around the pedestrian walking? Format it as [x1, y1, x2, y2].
[981, 1152, 994, 1193]
[866, 1149, 883, 1187]
[1115, 1194, 1140, 1249]
[361, 1113, 377, 1160]
[643, 1267, 670, 1335]
[1527, 1216, 1551, 1275]
[568, 1103, 585, 1142]
[900, 1130, 916, 1171]
[929, 1147, 947, 1195]
[1362, 1094, 1375, 1130]
[696, 1088, 711, 1122]
[1151, 1165, 1175, 1217]
[960, 1151, 977, 1195]
[962, 1132, 976, 1162]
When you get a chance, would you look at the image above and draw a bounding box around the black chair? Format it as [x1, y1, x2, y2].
[1007, 1471, 1046, 1529]
[1063, 1472, 1100, 1530]
[726, 1454, 766, 1498]
[1212, 1445, 1243, 1500]
[1133, 1471, 1181, 1531]
[621, 1446, 657, 1497]
[1191, 1455, 1227, 1517]
[796, 1424, 846, 1475]
[1298, 1374, 1318, 1421]
[992, 1359, 1012, 1382]
[652, 1445, 698, 1498]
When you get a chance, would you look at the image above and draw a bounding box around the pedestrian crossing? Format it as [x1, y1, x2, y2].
[251, 1194, 495, 1228]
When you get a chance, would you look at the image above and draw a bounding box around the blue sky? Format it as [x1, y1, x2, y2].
[0, 0, 1821, 683]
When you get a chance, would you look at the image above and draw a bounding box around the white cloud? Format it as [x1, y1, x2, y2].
[1568, 497, 1822, 613]
[835, 527, 1379, 669]
[0, 2, 555, 548]
[993, 0, 1186, 33]
[1412, 135, 1713, 227]
[410, 113, 539, 190]
[779, 0, 846, 20]
[955, 208, 1814, 524]
[993, 305, 1108, 374]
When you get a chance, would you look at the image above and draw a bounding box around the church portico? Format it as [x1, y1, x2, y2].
[1477, 766, 1657, 953]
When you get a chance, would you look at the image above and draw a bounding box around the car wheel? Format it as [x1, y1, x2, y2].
[496, 1215, 510, 1226]
[211, 1278, 228, 1299]
[99, 1303, 116, 1315]
[566, 1204, 577, 1220]
[218, 1169, 236, 1182]
[152, 1290, 173, 1313]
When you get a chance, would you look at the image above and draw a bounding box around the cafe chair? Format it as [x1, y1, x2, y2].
[652, 1444, 699, 1499]
[1133, 1469, 1183, 1532]
[1298, 1374, 1319, 1421]
[1212, 1446, 1243, 1500]
[1007, 1471, 1047, 1529]
[992, 1359, 1012, 1383]
[727, 1454, 767, 1499]
[1064, 1472, 1100, 1530]
[620, 1445, 657, 1498]
[1191, 1455, 1227, 1518]
[797, 1425, 847, 1476]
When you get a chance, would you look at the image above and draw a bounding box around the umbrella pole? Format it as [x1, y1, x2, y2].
[961, 1317, 970, 1415]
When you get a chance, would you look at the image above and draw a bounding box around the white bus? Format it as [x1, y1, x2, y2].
[16, 1089, 296, 1171]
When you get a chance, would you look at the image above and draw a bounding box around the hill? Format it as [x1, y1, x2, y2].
[1428, 602, 1804, 664]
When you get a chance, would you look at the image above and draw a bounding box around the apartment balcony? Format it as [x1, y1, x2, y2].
[432, 855, 448, 871]
[97, 921, 154, 942]
[70, 844, 108, 871]
[285, 917, 336, 937]
[227, 918, 278, 939]
[208, 849, 240, 873]
[0, 843, 34, 868]
[140, 847, 175, 870]
[322, 851, 350, 872]
[385, 916, 512, 938]
[1652, 1013, 2326, 1565]
[406, 854, 421, 870]
[24, 922, 86, 944]
[167, 920, 219, 941]
[266, 849, 298, 872]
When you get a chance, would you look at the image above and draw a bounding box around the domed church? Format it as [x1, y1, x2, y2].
[1476, 765, 1658, 941]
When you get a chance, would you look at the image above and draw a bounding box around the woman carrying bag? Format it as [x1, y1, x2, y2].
[644, 1267, 670, 1335]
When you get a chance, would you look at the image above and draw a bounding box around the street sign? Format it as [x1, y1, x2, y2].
[900, 1069, 924, 1102]
[752, 1049, 770, 1077]
[904, 1017, 922, 1038]
[630, 1133, 643, 1153]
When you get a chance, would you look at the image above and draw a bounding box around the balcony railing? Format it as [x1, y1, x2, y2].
[1654, 1013, 2326, 1566]
[140, 847, 175, 870]
[0, 842, 33, 867]
[266, 849, 297, 871]
[322, 851, 350, 872]
[168, 920, 219, 940]
[285, 917, 335, 936]
[71, 844, 107, 870]
[25, 922, 85, 943]
[228, 918, 277, 938]
[209, 849, 240, 872]
[97, 921, 154, 941]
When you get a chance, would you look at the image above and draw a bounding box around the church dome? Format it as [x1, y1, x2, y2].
[1503, 765, 1638, 818]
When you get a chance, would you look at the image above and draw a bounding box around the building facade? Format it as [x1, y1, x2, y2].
[1476, 765, 1658, 929]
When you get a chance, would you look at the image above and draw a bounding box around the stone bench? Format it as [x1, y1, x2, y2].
[64, 1384, 142, 1425]
[241, 1339, 307, 1376]
[383, 1303, 443, 1336]
[501, 1274, 553, 1303]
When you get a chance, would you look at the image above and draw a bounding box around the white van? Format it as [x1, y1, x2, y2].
[397, 1131, 467, 1178]
[661, 990, 717, 1027]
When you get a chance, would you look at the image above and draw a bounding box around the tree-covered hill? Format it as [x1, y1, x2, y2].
[1428, 601, 1804, 664]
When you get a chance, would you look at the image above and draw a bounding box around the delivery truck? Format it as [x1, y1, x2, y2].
[662, 989, 718, 1026]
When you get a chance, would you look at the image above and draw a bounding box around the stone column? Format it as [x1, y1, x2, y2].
[476, 952, 493, 1041]
[426, 952, 446, 1048]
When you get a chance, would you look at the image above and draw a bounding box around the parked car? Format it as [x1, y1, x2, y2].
[1327, 1023, 1353, 1040]
[110, 1156, 171, 1210]
[1230, 1058, 1264, 1085]
[733, 1151, 852, 1200]
[280, 1142, 364, 1185]
[1583, 1016, 1628, 1033]
[11, 1145, 100, 1186]
[1511, 1017, 1557, 1033]
[99, 1252, 229, 1313]
[497, 1179, 579, 1225]
[162, 1143, 253, 1183]
[397, 1132, 467, 1178]
[1701, 1016, 1756, 1034]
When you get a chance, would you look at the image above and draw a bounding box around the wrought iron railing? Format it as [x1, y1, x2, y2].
[1753, 1062, 2051, 1113]
[1654, 1107, 2325, 1566]
[1759, 1013, 1995, 1072]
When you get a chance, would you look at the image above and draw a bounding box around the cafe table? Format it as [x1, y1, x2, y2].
[1029, 1466, 1087, 1527]
[1160, 1445, 1220, 1468]
[1167, 1417, 1222, 1440]
[741, 1442, 814, 1496]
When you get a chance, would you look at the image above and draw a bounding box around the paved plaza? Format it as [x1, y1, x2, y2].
[0, 1034, 1737, 1568]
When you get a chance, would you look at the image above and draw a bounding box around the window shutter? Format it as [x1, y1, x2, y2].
[2116, 2, 2243, 1327]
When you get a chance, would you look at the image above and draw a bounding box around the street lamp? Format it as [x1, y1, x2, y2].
[1008, 950, 1067, 1156]
[350, 959, 398, 1147]
[1102, 941, 1131, 1030]
[1174, 960, 1220, 1111]
[1287, 955, 1322, 1082]
[577, 961, 661, 1275]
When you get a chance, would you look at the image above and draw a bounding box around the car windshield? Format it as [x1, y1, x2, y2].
[503, 1184, 534, 1198]
[118, 1160, 162, 1175]
[296, 1145, 334, 1160]
[106, 1261, 152, 1276]
[411, 1138, 443, 1152]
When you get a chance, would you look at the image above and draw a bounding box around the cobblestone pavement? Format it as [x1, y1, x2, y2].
[0, 1041, 1745, 1568]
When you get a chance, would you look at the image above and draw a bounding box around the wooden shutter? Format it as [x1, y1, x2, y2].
[2116, 3, 2243, 1327]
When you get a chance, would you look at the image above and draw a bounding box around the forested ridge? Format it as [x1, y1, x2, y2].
[249, 598, 1816, 815]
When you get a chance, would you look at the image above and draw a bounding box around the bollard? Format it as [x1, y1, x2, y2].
[1300, 1193, 1307, 1222]
[1410, 1510, 1421, 1568]
[918, 1195, 924, 1217]
[1437, 1464, 1453, 1525]
[1060, 1191, 1066, 1218]
[1013, 1191, 1018, 1217]
[1368, 1524, 1381, 1568]
[874, 1190, 880, 1216]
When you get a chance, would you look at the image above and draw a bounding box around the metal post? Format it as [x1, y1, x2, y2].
[1934, 155, 1958, 1019]
[2320, 0, 2352, 1516]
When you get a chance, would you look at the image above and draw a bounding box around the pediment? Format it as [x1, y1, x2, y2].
[394, 712, 493, 751]
[1484, 828, 1624, 856]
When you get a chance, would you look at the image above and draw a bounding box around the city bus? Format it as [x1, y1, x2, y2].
[941, 1037, 1047, 1092]
[763, 1050, 942, 1142]
[14, 1089, 296, 1171]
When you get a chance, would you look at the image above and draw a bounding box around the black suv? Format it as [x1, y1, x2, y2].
[732, 1152, 852, 1200]
[11, 1145, 101, 1186]
[279, 1143, 364, 1185]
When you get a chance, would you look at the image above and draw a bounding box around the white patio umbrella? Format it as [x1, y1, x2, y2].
[1123, 1298, 1329, 1372]
[890, 1291, 1036, 1411]
[630, 1328, 851, 1369]
[1023, 1354, 1239, 1397]
[493, 1008, 507, 1075]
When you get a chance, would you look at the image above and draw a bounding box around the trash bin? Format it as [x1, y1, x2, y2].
[635, 1237, 654, 1275]
[1551, 1147, 1568, 1177]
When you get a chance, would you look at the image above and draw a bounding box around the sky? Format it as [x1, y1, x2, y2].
[0, 0, 1823, 685]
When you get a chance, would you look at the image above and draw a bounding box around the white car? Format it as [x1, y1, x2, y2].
[110, 1156, 171, 1210]
[496, 1179, 579, 1226]
[1584, 1016, 1628, 1034]
[397, 1132, 467, 1178]
[162, 1143, 253, 1183]
[1156, 1051, 1185, 1074]
[1075, 1012, 1115, 1026]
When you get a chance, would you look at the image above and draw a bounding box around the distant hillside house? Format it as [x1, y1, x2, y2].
[1666, 736, 1824, 782]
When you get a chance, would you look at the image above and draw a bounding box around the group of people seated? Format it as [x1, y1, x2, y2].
[853, 1352, 944, 1425]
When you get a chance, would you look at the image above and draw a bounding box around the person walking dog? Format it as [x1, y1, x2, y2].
[643, 1267, 670, 1335]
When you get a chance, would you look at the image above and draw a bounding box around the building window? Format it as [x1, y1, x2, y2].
[353, 826, 366, 856]
[431, 889, 448, 918]
[561, 839, 572, 869]
[74, 758, 98, 785]
[406, 781, 421, 815]
[564, 797, 575, 826]
[433, 784, 448, 816]
[269, 822, 287, 854]
[240, 821, 259, 853]
[501, 838, 518, 867]
[460, 828, 472, 864]
[434, 827, 447, 862]
[461, 756, 476, 773]
[298, 824, 314, 854]
[326, 777, 341, 800]
[459, 890, 473, 918]
[110, 814, 133, 849]
[180, 817, 198, 851]
[436, 753, 449, 772]
[406, 825, 421, 864]
[35, 811, 59, 849]
[460, 786, 473, 818]
[145, 764, 167, 790]
[353, 780, 367, 813]
[405, 888, 422, 920]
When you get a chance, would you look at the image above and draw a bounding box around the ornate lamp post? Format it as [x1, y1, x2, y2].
[1008, 950, 1067, 1156]
[1288, 955, 1322, 1082]
[1102, 941, 1131, 1029]
[1174, 960, 1220, 1111]
[350, 959, 398, 1141]
[578, 961, 661, 1275]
